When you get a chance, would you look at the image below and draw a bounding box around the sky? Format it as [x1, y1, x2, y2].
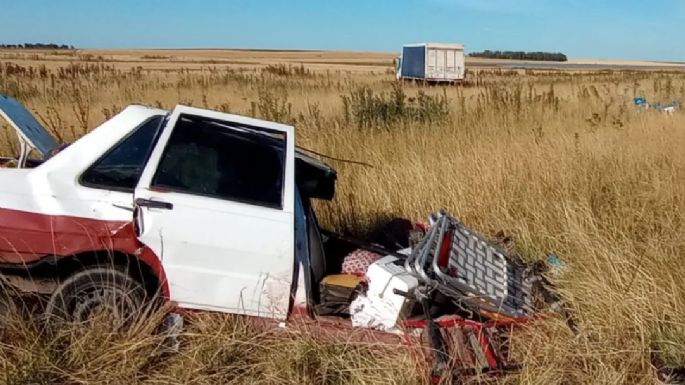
[0, 0, 683, 61]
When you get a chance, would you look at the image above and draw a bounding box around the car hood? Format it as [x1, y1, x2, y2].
[0, 94, 59, 158]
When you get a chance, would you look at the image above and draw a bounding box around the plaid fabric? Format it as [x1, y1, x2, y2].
[341, 249, 382, 276]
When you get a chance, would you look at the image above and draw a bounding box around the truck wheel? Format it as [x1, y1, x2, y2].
[45, 267, 148, 327]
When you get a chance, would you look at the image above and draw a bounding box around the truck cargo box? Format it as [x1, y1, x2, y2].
[398, 43, 465, 82]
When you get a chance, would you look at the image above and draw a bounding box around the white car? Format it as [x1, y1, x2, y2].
[0, 94, 337, 321]
[0, 94, 532, 378]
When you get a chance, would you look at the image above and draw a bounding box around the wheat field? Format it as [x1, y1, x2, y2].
[1, 49, 685, 385]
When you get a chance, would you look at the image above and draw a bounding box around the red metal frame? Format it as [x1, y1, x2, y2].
[402, 313, 532, 372]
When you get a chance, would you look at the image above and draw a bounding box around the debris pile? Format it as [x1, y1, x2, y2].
[349, 211, 572, 378]
[634, 96, 680, 113]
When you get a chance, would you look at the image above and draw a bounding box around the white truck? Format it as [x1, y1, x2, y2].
[395, 43, 466, 83]
[0, 94, 544, 379]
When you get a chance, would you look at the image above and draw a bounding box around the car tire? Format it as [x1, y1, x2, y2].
[44, 267, 148, 327]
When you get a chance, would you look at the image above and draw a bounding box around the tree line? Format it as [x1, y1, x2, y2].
[469, 50, 567, 62]
[0, 43, 75, 50]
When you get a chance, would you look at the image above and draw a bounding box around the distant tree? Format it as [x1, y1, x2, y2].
[469, 50, 567, 62]
[0, 43, 75, 50]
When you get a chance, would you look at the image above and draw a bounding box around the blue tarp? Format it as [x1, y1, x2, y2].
[634, 95, 680, 111]
[401, 46, 426, 79]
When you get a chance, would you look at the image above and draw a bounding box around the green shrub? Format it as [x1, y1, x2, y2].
[341, 83, 449, 129]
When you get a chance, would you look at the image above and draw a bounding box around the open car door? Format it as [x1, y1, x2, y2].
[0, 94, 58, 166]
[134, 105, 296, 319]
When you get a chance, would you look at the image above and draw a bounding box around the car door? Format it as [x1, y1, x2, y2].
[134, 105, 295, 319]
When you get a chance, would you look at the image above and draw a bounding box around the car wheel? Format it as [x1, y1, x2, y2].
[45, 267, 148, 327]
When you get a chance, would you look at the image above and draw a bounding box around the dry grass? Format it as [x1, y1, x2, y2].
[0, 305, 419, 385]
[1, 52, 685, 384]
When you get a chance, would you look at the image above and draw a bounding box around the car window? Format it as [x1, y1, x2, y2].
[80, 116, 163, 192]
[151, 114, 286, 209]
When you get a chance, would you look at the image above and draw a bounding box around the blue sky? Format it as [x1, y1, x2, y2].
[0, 0, 683, 61]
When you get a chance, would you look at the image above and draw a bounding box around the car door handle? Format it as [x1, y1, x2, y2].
[135, 198, 173, 210]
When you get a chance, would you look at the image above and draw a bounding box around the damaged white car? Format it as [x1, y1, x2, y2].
[0, 94, 563, 380]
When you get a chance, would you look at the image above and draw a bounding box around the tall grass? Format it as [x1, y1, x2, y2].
[0, 309, 418, 385]
[1, 55, 685, 384]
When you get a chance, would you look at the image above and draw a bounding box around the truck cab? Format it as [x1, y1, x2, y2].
[0, 95, 338, 321]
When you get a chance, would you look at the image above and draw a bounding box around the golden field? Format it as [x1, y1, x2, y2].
[1, 49, 685, 385]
